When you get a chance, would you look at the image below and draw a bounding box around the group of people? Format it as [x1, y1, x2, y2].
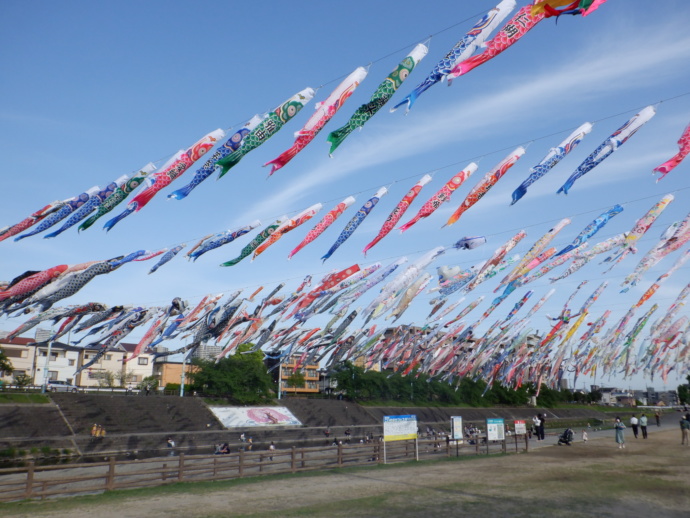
[614, 411, 664, 448]
[214, 442, 231, 454]
[90, 423, 106, 438]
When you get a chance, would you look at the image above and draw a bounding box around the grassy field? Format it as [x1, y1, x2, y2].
[0, 393, 50, 404]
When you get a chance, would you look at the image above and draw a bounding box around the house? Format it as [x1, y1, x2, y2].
[34, 341, 83, 387]
[0, 336, 82, 386]
[0, 336, 37, 383]
[119, 343, 155, 386]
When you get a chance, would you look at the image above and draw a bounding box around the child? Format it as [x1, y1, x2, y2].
[582, 429, 588, 443]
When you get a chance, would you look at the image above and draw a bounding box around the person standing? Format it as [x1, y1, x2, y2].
[582, 429, 588, 443]
[538, 413, 546, 441]
[614, 417, 626, 449]
[680, 414, 690, 446]
[639, 414, 648, 439]
[630, 414, 639, 439]
[268, 441, 275, 461]
[532, 414, 542, 441]
[655, 411, 661, 427]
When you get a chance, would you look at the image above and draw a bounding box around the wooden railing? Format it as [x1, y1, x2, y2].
[0, 435, 528, 502]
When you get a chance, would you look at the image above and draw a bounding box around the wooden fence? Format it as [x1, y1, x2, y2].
[0, 435, 529, 502]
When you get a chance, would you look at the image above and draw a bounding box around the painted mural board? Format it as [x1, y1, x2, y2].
[209, 406, 302, 428]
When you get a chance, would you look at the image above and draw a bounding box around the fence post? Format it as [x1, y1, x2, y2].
[178, 452, 185, 482]
[301, 449, 305, 469]
[162, 463, 167, 481]
[337, 442, 343, 467]
[106, 457, 116, 490]
[24, 461, 34, 499]
[525, 433, 529, 452]
[239, 449, 244, 477]
[291, 446, 296, 473]
[213, 457, 218, 477]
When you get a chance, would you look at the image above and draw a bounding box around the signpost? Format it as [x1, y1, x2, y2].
[486, 417, 505, 454]
[451, 416, 463, 456]
[514, 419, 528, 452]
[514, 420, 527, 435]
[383, 415, 418, 464]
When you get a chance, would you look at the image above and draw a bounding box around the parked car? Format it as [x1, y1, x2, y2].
[47, 380, 80, 393]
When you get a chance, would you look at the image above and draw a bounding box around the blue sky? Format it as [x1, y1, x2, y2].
[1, 0, 689, 391]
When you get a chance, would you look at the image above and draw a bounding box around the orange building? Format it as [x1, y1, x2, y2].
[279, 355, 320, 395]
[152, 359, 198, 388]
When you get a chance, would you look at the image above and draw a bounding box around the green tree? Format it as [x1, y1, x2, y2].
[285, 370, 306, 395]
[587, 389, 603, 404]
[13, 373, 32, 388]
[0, 348, 13, 375]
[115, 369, 135, 388]
[677, 375, 690, 405]
[137, 375, 159, 392]
[97, 371, 116, 388]
[190, 343, 273, 404]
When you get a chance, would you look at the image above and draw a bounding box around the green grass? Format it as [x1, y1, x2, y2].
[0, 393, 50, 404]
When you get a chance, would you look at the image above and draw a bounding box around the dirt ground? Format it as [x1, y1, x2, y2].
[2, 428, 689, 518]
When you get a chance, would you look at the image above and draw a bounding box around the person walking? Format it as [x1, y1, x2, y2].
[630, 414, 639, 439]
[655, 411, 661, 427]
[639, 413, 648, 439]
[614, 417, 626, 449]
[268, 441, 275, 461]
[680, 414, 690, 446]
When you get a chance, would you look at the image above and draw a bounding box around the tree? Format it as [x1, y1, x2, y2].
[285, 370, 306, 395]
[0, 348, 13, 376]
[13, 373, 32, 388]
[190, 343, 273, 404]
[96, 371, 116, 388]
[676, 376, 690, 405]
[116, 369, 135, 388]
[137, 375, 159, 392]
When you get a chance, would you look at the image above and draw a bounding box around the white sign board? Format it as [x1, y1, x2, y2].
[383, 415, 417, 442]
[451, 416, 463, 441]
[486, 418, 505, 441]
[514, 420, 527, 435]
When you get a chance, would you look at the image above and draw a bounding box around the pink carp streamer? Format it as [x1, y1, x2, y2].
[104, 130, 224, 231]
[446, 148, 525, 227]
[288, 197, 355, 260]
[399, 163, 477, 232]
[447, 5, 546, 83]
[252, 204, 322, 260]
[364, 175, 431, 255]
[653, 121, 690, 182]
[130, 129, 224, 212]
[0, 201, 64, 243]
[264, 67, 367, 175]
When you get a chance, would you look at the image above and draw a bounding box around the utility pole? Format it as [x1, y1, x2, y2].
[40, 340, 54, 394]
